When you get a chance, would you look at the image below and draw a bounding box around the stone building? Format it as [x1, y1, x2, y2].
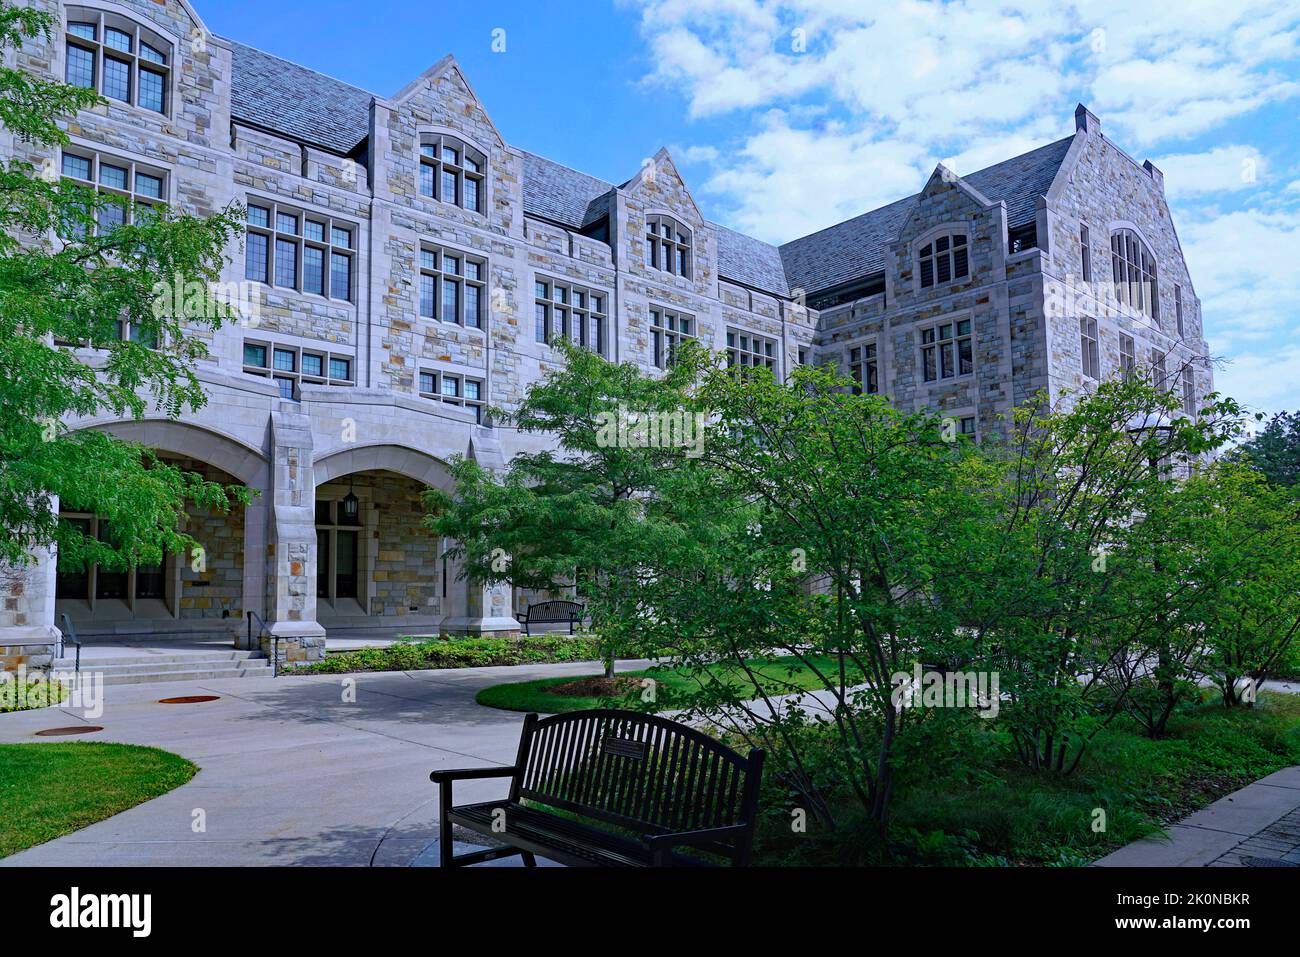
[0, 0, 1211, 671]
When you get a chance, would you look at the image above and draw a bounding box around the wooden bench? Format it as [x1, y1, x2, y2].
[517, 599, 585, 636]
[430, 709, 765, 867]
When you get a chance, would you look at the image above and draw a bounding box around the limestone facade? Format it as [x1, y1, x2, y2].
[0, 3, 1211, 666]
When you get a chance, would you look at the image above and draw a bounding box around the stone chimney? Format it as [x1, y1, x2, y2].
[1142, 160, 1165, 192]
[1074, 104, 1100, 134]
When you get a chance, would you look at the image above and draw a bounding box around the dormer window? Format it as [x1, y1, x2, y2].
[918, 232, 969, 288]
[65, 8, 171, 116]
[419, 134, 485, 214]
[1110, 228, 1159, 322]
[646, 214, 691, 279]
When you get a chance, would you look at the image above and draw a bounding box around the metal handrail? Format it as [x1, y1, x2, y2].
[58, 613, 81, 675]
[246, 610, 280, 677]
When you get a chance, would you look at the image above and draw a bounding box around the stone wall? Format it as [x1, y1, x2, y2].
[1043, 112, 1211, 407]
[172, 458, 246, 621]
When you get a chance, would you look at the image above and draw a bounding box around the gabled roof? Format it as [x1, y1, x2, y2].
[521, 153, 790, 295]
[224, 41, 1075, 302]
[520, 151, 615, 228]
[226, 39, 373, 154]
[779, 136, 1074, 296]
[712, 223, 790, 297]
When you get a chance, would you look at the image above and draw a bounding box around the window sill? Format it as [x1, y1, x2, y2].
[246, 280, 355, 309]
[921, 373, 976, 386]
[915, 276, 976, 296]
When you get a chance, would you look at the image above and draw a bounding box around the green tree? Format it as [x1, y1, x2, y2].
[957, 373, 1243, 759]
[424, 339, 705, 677]
[1184, 464, 1300, 706]
[1229, 410, 1300, 486]
[606, 359, 979, 833]
[0, 5, 248, 576]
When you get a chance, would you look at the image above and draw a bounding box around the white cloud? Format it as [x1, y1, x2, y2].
[1181, 208, 1300, 340]
[1152, 145, 1268, 197]
[634, 0, 1300, 143]
[672, 144, 720, 164]
[630, 0, 1300, 413]
[1214, 346, 1300, 416]
[697, 114, 929, 243]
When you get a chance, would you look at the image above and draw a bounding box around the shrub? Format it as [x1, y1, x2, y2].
[288, 632, 602, 675]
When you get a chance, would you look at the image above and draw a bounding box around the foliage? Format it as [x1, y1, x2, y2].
[0, 3, 249, 570]
[1228, 409, 1300, 486]
[425, 338, 706, 677]
[754, 691, 1300, 866]
[606, 359, 979, 832]
[287, 632, 604, 674]
[1182, 466, 1300, 705]
[0, 742, 196, 857]
[951, 372, 1244, 756]
[0, 672, 67, 711]
[427, 336, 1296, 842]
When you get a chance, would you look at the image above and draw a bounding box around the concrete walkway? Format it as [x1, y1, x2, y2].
[0, 659, 650, 867]
[1094, 766, 1300, 867]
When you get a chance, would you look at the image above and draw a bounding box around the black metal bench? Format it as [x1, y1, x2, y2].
[430, 709, 765, 867]
[517, 599, 585, 635]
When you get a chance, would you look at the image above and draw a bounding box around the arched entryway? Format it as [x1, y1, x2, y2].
[56, 420, 269, 642]
[312, 445, 463, 638]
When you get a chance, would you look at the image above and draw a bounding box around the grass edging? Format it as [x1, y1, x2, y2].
[475, 655, 858, 713]
[0, 742, 197, 858]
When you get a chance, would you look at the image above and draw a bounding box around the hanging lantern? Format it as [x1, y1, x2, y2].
[341, 479, 359, 523]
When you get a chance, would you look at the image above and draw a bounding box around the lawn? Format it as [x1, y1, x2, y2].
[753, 690, 1300, 866]
[0, 742, 197, 858]
[475, 655, 861, 713]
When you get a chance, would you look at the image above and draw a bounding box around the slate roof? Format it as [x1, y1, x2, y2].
[519, 152, 616, 228]
[226, 40, 372, 155]
[778, 136, 1074, 296]
[712, 223, 790, 297]
[224, 41, 1074, 301]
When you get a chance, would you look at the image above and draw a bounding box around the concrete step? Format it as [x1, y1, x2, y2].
[53, 650, 263, 669]
[50, 650, 272, 686]
[80, 665, 274, 686]
[57, 657, 270, 676]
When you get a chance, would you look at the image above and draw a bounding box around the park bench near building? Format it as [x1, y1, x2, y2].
[430, 709, 765, 867]
[517, 599, 585, 635]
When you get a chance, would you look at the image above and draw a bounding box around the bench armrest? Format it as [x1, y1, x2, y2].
[429, 766, 517, 784]
[643, 823, 751, 863]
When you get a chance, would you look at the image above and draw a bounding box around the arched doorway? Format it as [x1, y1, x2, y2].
[57, 421, 269, 642]
[312, 445, 460, 639]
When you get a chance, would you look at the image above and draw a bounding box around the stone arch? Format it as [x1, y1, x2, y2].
[312, 443, 453, 491]
[64, 419, 270, 634]
[82, 419, 268, 486]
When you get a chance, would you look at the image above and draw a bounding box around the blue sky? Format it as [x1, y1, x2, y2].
[199, 1, 1300, 419]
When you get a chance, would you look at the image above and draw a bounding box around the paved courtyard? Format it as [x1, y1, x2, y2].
[5, 660, 1299, 867]
[0, 660, 649, 867]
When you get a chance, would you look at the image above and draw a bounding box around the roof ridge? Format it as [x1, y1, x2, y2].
[520, 150, 617, 191]
[778, 134, 1074, 251]
[221, 36, 377, 100]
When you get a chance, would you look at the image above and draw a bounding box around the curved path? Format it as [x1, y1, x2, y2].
[0, 659, 649, 867]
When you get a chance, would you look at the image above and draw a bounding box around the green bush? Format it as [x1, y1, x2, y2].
[0, 674, 68, 713]
[288, 633, 603, 675]
[754, 691, 1300, 866]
